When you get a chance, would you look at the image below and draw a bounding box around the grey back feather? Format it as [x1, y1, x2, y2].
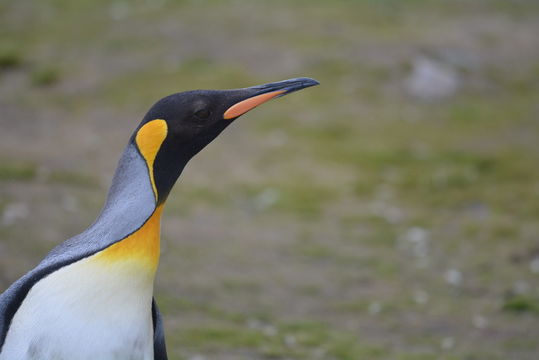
[0, 143, 156, 350]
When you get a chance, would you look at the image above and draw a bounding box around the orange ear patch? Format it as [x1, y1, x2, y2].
[223, 90, 285, 119]
[135, 119, 168, 200]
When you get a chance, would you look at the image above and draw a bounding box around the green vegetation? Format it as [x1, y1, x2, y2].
[160, 296, 386, 359]
[1, 0, 538, 359]
[0, 161, 37, 181]
[47, 170, 98, 188]
[31, 66, 60, 86]
[0, 45, 23, 71]
[503, 295, 539, 315]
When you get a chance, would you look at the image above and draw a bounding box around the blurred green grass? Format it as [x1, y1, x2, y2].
[1, 0, 539, 359]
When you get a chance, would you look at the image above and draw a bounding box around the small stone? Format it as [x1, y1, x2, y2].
[398, 227, 430, 264]
[444, 269, 462, 286]
[513, 280, 530, 294]
[406, 227, 429, 244]
[253, 188, 280, 211]
[466, 202, 490, 220]
[368, 301, 382, 315]
[262, 325, 277, 337]
[530, 258, 539, 274]
[2, 202, 29, 226]
[284, 334, 297, 347]
[405, 56, 460, 101]
[441, 336, 455, 350]
[413, 289, 429, 305]
[472, 315, 488, 329]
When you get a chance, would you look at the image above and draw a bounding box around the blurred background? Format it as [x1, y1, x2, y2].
[1, 0, 539, 359]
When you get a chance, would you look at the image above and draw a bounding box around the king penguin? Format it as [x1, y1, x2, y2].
[0, 77, 318, 360]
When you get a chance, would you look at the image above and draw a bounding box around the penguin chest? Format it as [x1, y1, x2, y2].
[1, 209, 163, 360]
[1, 257, 155, 360]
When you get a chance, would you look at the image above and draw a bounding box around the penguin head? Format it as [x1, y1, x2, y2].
[131, 77, 319, 204]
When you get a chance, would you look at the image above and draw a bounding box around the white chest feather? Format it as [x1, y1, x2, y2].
[0, 254, 156, 360]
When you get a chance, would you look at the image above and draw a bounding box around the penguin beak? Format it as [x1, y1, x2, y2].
[223, 77, 319, 120]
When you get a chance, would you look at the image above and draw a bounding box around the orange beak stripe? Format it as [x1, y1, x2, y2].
[223, 90, 286, 120]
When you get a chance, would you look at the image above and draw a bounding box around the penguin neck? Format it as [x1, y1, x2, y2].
[90, 143, 164, 266]
[152, 140, 197, 205]
[92, 203, 164, 274]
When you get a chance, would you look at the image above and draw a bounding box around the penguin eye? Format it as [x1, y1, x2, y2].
[194, 108, 211, 119]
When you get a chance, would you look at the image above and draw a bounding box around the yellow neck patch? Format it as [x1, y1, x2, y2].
[135, 119, 168, 200]
[93, 205, 164, 272]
